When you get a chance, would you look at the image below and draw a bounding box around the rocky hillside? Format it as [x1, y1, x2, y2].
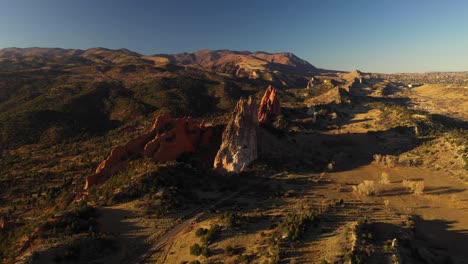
[0, 47, 319, 150]
[2, 47, 467, 264]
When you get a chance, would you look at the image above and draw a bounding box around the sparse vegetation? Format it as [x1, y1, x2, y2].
[200, 224, 221, 245]
[402, 180, 425, 195]
[195, 228, 208, 237]
[373, 154, 398, 167]
[380, 172, 391, 184]
[220, 211, 242, 227]
[190, 243, 202, 256]
[1, 47, 467, 264]
[353, 180, 382, 196]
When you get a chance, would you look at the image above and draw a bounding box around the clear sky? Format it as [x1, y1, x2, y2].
[0, 0, 467, 73]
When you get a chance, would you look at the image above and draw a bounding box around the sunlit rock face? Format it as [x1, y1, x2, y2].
[258, 85, 281, 124]
[213, 96, 258, 175]
[85, 114, 213, 190]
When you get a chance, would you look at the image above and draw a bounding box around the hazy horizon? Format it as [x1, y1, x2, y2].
[1, 0, 467, 73]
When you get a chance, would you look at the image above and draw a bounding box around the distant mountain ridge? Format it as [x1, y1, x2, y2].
[155, 49, 317, 73]
[0, 47, 316, 71]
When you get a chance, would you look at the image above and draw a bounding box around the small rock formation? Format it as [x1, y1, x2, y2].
[306, 77, 320, 88]
[258, 85, 281, 123]
[85, 114, 213, 190]
[213, 96, 258, 175]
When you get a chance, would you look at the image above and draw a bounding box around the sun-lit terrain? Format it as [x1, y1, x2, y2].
[0, 47, 466, 264]
[1, 3, 468, 264]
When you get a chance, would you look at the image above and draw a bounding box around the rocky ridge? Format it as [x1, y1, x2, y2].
[85, 114, 213, 189]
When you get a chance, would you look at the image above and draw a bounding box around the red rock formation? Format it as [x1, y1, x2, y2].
[84, 114, 213, 190]
[258, 85, 281, 123]
[213, 96, 258, 175]
[144, 117, 199, 161]
[84, 146, 129, 189]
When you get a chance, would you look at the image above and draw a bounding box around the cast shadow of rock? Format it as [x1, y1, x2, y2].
[258, 124, 428, 174]
[30, 207, 150, 264]
[409, 216, 468, 263]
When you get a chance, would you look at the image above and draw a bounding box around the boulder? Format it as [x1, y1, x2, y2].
[214, 96, 258, 174]
[258, 85, 281, 123]
[84, 114, 213, 190]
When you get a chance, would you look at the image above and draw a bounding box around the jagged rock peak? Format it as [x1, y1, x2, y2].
[213, 96, 258, 175]
[258, 85, 281, 123]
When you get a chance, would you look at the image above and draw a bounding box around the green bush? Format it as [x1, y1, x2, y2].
[190, 243, 202, 256]
[220, 211, 241, 227]
[200, 224, 221, 244]
[279, 212, 315, 241]
[195, 228, 208, 237]
[200, 246, 210, 257]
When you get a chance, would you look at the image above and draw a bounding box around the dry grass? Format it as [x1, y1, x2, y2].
[380, 172, 391, 184]
[353, 180, 382, 196]
[402, 180, 425, 195]
[373, 154, 398, 167]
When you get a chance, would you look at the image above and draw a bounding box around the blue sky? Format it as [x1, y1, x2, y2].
[0, 0, 467, 73]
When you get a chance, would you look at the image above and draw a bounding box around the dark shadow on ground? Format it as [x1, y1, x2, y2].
[258, 125, 428, 174]
[30, 207, 150, 264]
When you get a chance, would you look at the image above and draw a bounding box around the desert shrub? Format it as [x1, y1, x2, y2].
[279, 212, 315, 241]
[273, 115, 289, 130]
[373, 154, 398, 167]
[195, 228, 208, 237]
[190, 243, 202, 256]
[384, 200, 390, 208]
[402, 180, 424, 195]
[225, 245, 236, 255]
[352, 181, 382, 196]
[398, 155, 423, 167]
[220, 211, 241, 227]
[200, 224, 221, 244]
[380, 172, 390, 184]
[200, 246, 210, 257]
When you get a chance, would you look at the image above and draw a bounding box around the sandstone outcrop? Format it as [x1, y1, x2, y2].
[258, 85, 281, 123]
[213, 96, 258, 175]
[144, 117, 212, 161]
[85, 114, 213, 190]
